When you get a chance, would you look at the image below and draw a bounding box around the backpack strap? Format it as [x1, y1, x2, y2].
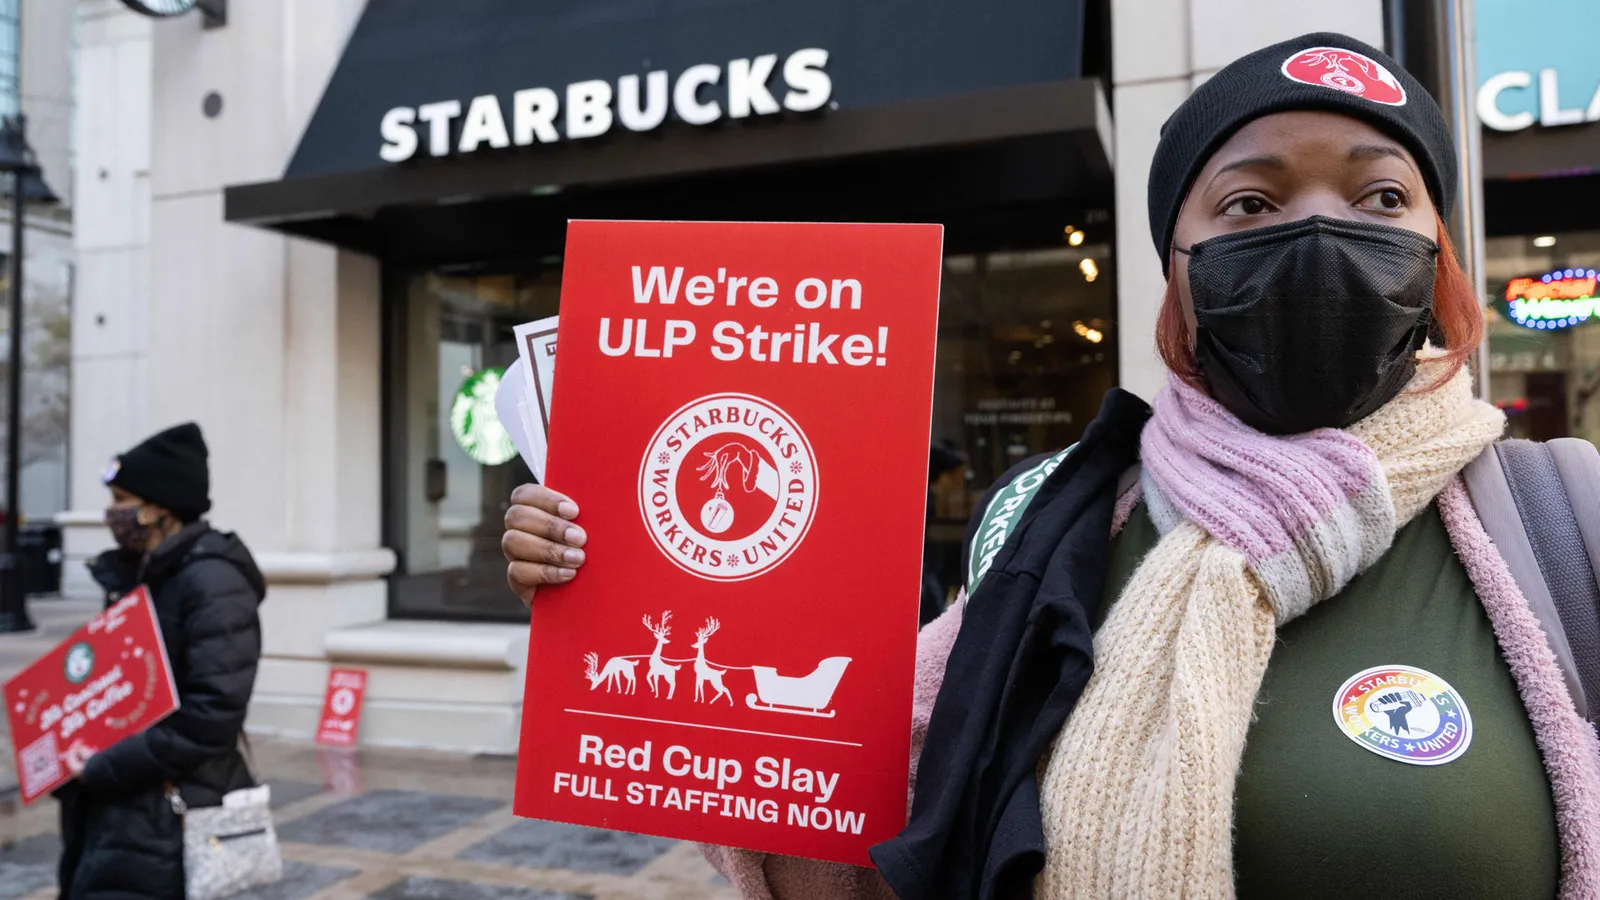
[1547, 438, 1600, 604]
[1540, 438, 1600, 723]
[1464, 439, 1599, 725]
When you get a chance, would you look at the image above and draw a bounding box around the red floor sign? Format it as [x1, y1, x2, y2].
[316, 668, 368, 747]
[515, 220, 943, 864]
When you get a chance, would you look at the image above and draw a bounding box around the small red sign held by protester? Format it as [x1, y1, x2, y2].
[3, 587, 179, 804]
[315, 668, 368, 747]
[515, 220, 943, 865]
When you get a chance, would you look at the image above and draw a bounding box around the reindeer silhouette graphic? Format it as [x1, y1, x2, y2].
[583, 652, 638, 694]
[579, 609, 852, 718]
[643, 611, 680, 700]
[692, 617, 734, 706]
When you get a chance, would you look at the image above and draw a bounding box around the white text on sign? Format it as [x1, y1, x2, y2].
[552, 734, 866, 835]
[597, 266, 892, 366]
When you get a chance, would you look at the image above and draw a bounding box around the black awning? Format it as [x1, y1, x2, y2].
[223, 0, 1112, 258]
[1483, 125, 1600, 181]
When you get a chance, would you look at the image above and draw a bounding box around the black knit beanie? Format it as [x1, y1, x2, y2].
[1149, 32, 1456, 275]
[104, 423, 211, 523]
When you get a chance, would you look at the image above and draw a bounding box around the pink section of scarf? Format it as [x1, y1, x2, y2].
[1141, 377, 1379, 565]
[1438, 479, 1600, 900]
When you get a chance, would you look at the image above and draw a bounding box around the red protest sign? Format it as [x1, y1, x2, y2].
[515, 220, 942, 865]
[315, 668, 367, 747]
[3, 587, 179, 804]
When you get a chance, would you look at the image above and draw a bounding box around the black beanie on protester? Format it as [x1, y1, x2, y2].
[1148, 32, 1456, 275]
[104, 422, 212, 523]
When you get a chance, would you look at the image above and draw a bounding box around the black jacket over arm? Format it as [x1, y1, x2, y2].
[870, 389, 1149, 900]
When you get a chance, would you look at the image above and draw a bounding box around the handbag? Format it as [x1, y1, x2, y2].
[166, 734, 284, 900]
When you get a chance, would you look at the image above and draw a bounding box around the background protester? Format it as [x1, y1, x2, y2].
[503, 32, 1600, 900]
[923, 443, 969, 624]
[54, 423, 268, 900]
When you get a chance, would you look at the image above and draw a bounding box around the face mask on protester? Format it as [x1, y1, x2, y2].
[1175, 215, 1439, 435]
[105, 505, 155, 553]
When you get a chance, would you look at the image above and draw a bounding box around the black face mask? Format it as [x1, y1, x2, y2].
[1176, 215, 1439, 435]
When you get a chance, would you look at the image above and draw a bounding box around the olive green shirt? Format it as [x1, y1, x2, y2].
[1101, 503, 1560, 899]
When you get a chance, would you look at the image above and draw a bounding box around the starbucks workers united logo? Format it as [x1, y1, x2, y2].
[1332, 664, 1472, 766]
[639, 393, 818, 581]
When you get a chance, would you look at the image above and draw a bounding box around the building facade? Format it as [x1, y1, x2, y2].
[1474, 0, 1600, 446]
[65, 0, 1395, 751]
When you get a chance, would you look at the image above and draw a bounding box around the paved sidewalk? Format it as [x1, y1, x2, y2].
[2, 738, 737, 899]
[0, 599, 739, 900]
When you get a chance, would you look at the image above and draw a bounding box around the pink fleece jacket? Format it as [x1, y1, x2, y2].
[701, 480, 1600, 898]
[699, 596, 962, 900]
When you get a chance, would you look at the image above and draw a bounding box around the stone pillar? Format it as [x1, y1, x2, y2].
[65, 0, 383, 725]
[141, 0, 387, 736]
[64, 2, 152, 598]
[247, 242, 395, 737]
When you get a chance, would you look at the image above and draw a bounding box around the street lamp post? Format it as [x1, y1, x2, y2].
[0, 113, 58, 634]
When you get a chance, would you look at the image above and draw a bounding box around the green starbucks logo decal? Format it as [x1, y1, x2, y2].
[450, 367, 517, 467]
[64, 642, 95, 684]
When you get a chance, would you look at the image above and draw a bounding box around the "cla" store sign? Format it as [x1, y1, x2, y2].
[379, 48, 832, 162]
[1478, 67, 1600, 131]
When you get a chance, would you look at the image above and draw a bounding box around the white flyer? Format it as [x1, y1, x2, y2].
[493, 364, 540, 478]
[519, 395, 548, 483]
[508, 315, 558, 481]
[513, 315, 558, 438]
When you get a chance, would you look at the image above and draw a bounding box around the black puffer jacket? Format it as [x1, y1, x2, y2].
[85, 547, 141, 609]
[57, 524, 267, 899]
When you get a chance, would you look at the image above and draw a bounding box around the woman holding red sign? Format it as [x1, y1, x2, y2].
[505, 32, 1600, 900]
[55, 423, 269, 900]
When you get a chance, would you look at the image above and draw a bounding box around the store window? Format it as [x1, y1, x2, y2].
[1486, 231, 1600, 445]
[923, 238, 1114, 619]
[0, 0, 15, 119]
[385, 235, 1114, 623]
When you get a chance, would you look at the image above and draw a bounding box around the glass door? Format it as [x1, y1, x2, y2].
[387, 267, 560, 620]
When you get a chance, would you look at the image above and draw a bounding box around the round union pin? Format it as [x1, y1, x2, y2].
[1331, 664, 1472, 766]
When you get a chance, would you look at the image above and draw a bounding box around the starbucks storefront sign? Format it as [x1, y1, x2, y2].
[379, 48, 832, 162]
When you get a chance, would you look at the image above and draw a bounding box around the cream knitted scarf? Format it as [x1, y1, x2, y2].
[1036, 363, 1504, 899]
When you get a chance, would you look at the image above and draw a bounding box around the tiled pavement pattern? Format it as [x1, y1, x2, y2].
[0, 598, 738, 900]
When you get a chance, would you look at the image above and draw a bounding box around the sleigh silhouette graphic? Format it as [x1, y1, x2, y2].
[745, 656, 852, 718]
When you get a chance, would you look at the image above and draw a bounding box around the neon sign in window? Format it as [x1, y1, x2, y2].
[1505, 269, 1600, 329]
